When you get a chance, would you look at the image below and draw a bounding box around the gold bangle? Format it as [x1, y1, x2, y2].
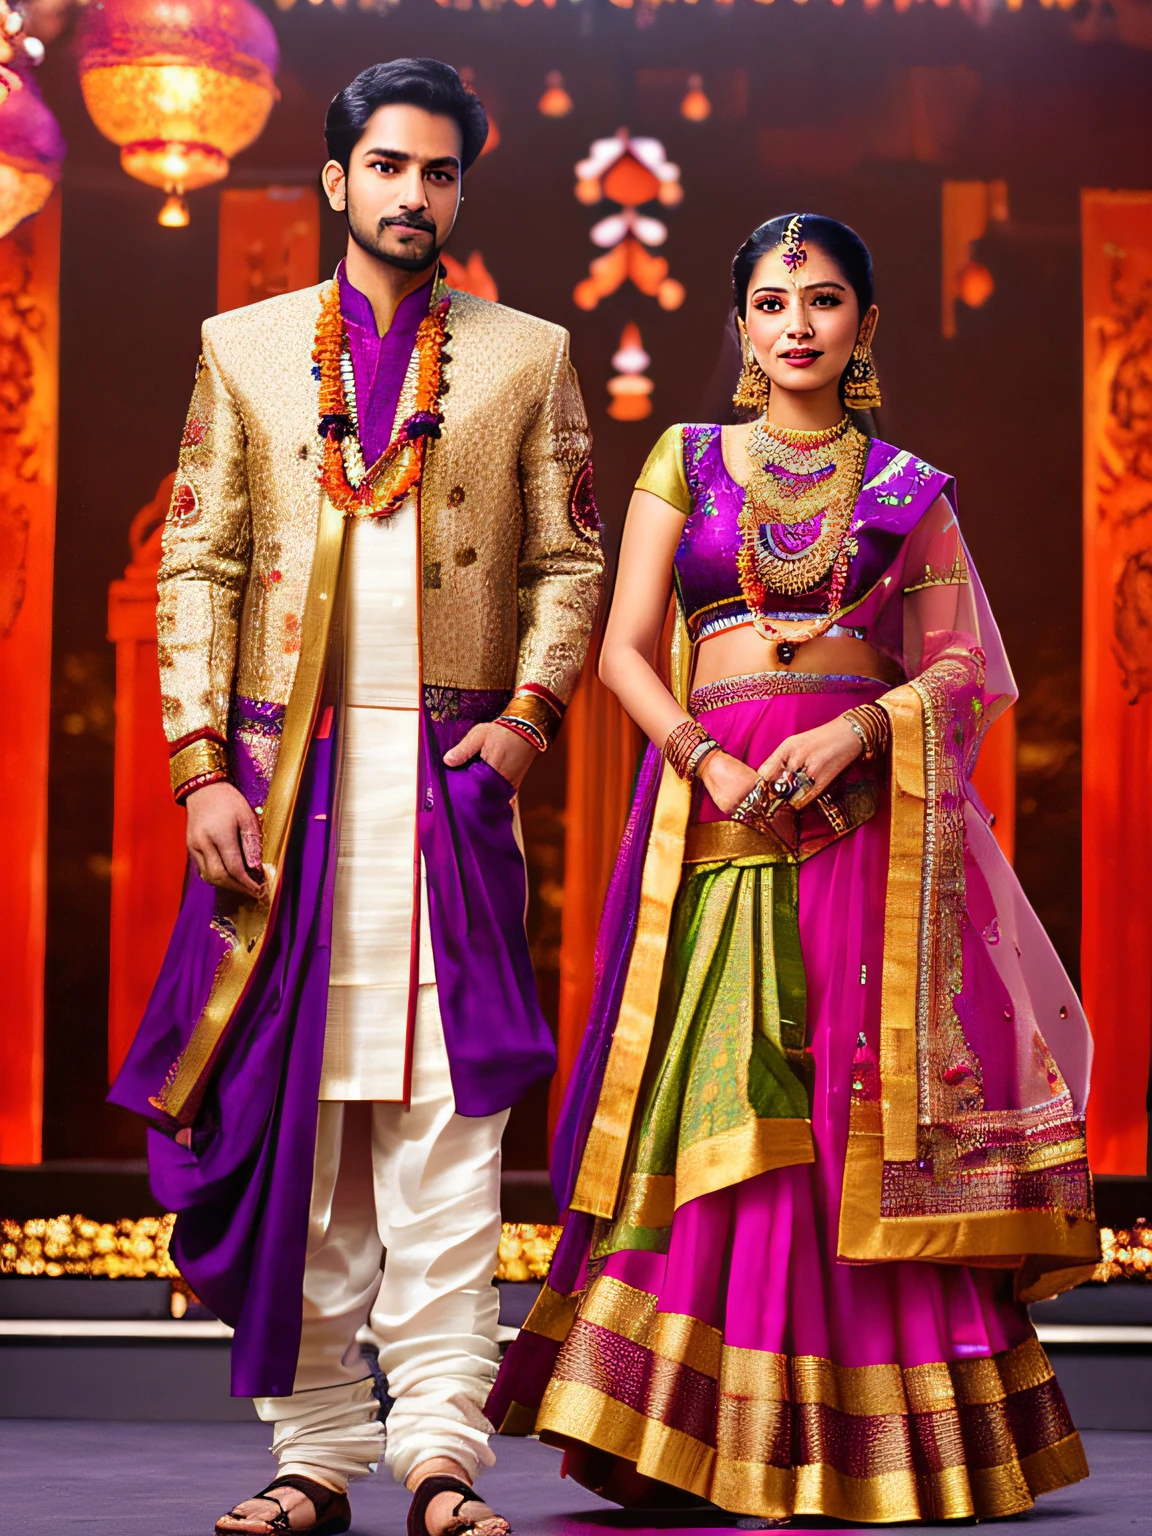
[663, 719, 719, 781]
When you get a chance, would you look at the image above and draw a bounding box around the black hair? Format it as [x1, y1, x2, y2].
[325, 58, 489, 173]
[732, 213, 874, 320]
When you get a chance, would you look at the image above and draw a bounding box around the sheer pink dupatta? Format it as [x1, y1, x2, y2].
[837, 495, 1098, 1300]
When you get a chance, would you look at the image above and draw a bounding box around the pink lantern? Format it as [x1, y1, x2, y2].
[0, 67, 65, 239]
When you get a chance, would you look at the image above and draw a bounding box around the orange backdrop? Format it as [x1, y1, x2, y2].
[0, 196, 60, 1164]
[106, 474, 187, 1081]
[217, 186, 320, 314]
[550, 636, 643, 1134]
[1081, 188, 1152, 1176]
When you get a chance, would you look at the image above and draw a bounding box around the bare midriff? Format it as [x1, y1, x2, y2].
[692, 626, 903, 690]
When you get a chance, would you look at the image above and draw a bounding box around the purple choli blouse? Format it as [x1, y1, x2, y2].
[669, 425, 953, 668]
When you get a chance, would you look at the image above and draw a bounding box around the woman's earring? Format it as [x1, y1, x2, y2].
[842, 310, 882, 412]
[732, 318, 770, 414]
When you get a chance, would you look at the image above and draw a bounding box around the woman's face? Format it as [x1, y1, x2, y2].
[743, 243, 873, 402]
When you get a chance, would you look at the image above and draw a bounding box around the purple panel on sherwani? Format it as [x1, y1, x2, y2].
[109, 724, 338, 1397]
[420, 700, 558, 1116]
[339, 264, 432, 465]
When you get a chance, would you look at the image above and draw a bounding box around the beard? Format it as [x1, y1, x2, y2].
[346, 202, 441, 273]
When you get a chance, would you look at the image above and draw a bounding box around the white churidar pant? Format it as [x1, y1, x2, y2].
[252, 504, 509, 1487]
[253, 994, 509, 1488]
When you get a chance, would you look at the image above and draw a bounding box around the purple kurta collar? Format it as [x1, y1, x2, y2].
[337, 260, 433, 467]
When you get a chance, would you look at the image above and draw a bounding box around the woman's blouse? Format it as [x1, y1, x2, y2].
[635, 422, 976, 678]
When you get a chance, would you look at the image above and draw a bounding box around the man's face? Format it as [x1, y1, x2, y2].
[322, 102, 463, 272]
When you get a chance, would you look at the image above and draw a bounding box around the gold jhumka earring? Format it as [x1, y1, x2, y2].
[733, 316, 770, 413]
[842, 309, 882, 411]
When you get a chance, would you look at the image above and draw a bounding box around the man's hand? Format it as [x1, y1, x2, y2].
[185, 781, 266, 898]
[442, 721, 538, 789]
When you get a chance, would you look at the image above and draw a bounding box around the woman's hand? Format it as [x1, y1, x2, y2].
[698, 750, 762, 816]
[757, 717, 863, 810]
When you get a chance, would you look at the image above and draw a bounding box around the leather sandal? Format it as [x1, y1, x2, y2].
[406, 1473, 511, 1536]
[215, 1475, 351, 1535]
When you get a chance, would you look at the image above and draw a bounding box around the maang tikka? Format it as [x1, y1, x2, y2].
[842, 308, 882, 411]
[732, 315, 770, 414]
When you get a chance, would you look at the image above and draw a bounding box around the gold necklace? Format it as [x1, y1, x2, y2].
[734, 414, 868, 620]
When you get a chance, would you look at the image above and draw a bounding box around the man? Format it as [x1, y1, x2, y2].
[110, 58, 602, 1536]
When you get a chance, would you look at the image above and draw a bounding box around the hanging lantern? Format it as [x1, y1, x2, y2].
[538, 70, 572, 118]
[76, 0, 279, 227]
[680, 74, 711, 123]
[607, 322, 653, 422]
[0, 67, 65, 239]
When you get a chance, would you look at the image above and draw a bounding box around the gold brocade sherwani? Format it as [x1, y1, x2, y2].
[159, 281, 603, 792]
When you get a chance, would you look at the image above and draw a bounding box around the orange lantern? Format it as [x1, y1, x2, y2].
[77, 0, 279, 227]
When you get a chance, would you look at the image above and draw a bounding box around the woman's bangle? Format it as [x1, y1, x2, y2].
[841, 703, 890, 761]
[663, 718, 721, 781]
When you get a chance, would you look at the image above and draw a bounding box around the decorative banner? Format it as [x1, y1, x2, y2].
[550, 637, 643, 1136]
[440, 249, 499, 301]
[0, 191, 59, 1163]
[218, 185, 319, 312]
[107, 476, 187, 1082]
[1081, 188, 1152, 1176]
[607, 321, 653, 421]
[573, 130, 684, 312]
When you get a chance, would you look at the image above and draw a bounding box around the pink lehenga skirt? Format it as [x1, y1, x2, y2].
[500, 674, 1088, 1525]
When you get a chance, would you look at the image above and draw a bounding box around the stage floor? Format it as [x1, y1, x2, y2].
[2, 1422, 1144, 1533]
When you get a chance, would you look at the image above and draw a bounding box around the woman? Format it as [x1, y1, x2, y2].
[487, 215, 1098, 1526]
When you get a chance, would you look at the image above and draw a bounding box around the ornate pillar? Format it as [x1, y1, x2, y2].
[0, 194, 60, 1163]
[1081, 189, 1152, 1176]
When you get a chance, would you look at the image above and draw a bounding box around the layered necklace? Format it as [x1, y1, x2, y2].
[733, 413, 868, 658]
[313, 275, 451, 519]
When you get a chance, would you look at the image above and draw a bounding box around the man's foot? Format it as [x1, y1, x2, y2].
[215, 1475, 350, 1534]
[406, 1463, 510, 1536]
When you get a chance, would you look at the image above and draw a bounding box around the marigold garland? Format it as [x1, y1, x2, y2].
[312, 278, 451, 519]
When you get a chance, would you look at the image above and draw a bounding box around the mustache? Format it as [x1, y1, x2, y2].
[381, 213, 436, 235]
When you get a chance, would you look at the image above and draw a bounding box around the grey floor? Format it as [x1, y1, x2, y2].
[2, 1422, 1146, 1534]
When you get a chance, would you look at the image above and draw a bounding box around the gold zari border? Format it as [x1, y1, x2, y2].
[571, 605, 695, 1220]
[675, 1117, 814, 1208]
[683, 819, 790, 865]
[536, 1377, 1086, 1523]
[169, 737, 227, 796]
[876, 681, 924, 1163]
[153, 495, 348, 1123]
[837, 1099, 1100, 1270]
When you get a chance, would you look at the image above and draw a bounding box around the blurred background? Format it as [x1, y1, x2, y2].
[0, 0, 1149, 1199]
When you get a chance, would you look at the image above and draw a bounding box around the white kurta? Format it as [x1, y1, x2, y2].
[319, 503, 434, 1101]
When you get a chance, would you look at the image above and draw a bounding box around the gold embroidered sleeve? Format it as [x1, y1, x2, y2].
[635, 425, 690, 515]
[513, 329, 605, 741]
[157, 323, 252, 798]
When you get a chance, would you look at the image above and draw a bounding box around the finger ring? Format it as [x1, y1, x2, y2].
[794, 770, 815, 796]
[771, 770, 800, 800]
